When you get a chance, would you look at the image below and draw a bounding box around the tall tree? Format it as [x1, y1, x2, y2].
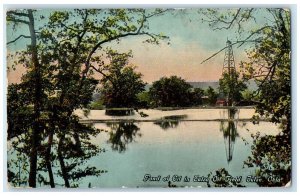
[100, 49, 146, 108]
[7, 8, 169, 188]
[7, 9, 46, 188]
[218, 71, 247, 105]
[240, 9, 291, 186]
[201, 8, 291, 186]
[42, 9, 168, 186]
[205, 86, 218, 105]
[201, 8, 290, 122]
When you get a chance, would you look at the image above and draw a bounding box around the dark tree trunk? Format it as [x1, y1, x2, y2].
[58, 137, 70, 188]
[28, 9, 41, 188]
[45, 129, 55, 188]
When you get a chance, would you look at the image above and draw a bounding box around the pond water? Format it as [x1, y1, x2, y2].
[7, 108, 281, 188]
[77, 108, 280, 188]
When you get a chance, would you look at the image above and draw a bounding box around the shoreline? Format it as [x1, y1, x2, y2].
[79, 118, 268, 124]
[154, 105, 256, 110]
[76, 107, 264, 124]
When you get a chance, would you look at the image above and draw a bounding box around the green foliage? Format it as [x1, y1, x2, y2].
[7, 84, 34, 139]
[137, 91, 151, 108]
[241, 10, 291, 124]
[100, 50, 146, 108]
[202, 8, 291, 187]
[244, 126, 291, 187]
[7, 152, 30, 187]
[88, 99, 104, 110]
[190, 88, 204, 106]
[7, 8, 169, 188]
[241, 89, 254, 101]
[241, 10, 291, 186]
[149, 76, 195, 107]
[219, 72, 247, 104]
[202, 8, 291, 123]
[205, 86, 218, 105]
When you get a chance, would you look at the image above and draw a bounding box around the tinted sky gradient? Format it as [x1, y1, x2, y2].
[7, 8, 269, 83]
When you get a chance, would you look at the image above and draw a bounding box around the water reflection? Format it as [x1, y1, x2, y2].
[106, 122, 141, 153]
[153, 115, 187, 130]
[220, 108, 239, 163]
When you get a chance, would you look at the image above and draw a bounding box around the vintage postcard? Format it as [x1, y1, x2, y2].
[6, 7, 292, 189]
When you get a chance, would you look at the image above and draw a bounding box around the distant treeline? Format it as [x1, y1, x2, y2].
[90, 75, 256, 109]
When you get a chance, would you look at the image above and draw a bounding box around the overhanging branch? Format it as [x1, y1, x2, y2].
[7, 34, 31, 45]
[8, 18, 29, 25]
[8, 11, 29, 18]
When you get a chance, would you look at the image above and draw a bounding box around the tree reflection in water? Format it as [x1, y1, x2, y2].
[220, 108, 239, 163]
[106, 122, 141, 153]
[153, 115, 187, 130]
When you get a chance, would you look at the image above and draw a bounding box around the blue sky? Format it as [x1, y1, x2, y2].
[7, 8, 272, 83]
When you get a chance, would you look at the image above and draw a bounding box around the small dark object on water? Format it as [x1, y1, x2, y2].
[139, 111, 149, 117]
[105, 108, 134, 116]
